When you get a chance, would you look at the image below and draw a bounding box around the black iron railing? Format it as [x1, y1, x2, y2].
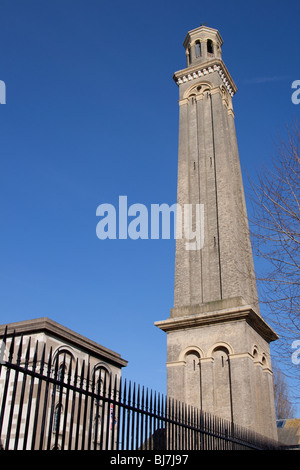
[0, 329, 279, 450]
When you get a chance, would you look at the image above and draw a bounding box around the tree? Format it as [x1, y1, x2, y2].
[248, 121, 300, 399]
[273, 364, 295, 419]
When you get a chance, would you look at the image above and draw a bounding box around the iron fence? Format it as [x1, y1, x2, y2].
[0, 329, 279, 450]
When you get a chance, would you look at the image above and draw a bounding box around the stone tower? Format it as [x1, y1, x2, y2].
[155, 25, 278, 440]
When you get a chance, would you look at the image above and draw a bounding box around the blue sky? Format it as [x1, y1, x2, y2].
[0, 0, 299, 407]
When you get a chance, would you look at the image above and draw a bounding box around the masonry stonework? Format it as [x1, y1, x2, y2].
[155, 25, 278, 440]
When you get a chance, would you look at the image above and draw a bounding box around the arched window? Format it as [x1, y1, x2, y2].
[195, 41, 201, 58]
[184, 350, 202, 409]
[93, 365, 111, 394]
[53, 348, 74, 381]
[53, 349, 74, 391]
[53, 404, 62, 432]
[91, 365, 112, 448]
[207, 39, 214, 55]
[56, 363, 66, 391]
[212, 346, 232, 421]
[253, 347, 259, 361]
[57, 363, 65, 382]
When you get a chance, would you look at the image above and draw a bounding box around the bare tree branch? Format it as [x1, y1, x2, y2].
[247, 120, 300, 400]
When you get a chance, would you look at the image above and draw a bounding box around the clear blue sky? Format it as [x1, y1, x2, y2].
[0, 0, 299, 407]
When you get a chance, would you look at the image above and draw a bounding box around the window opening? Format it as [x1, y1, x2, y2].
[207, 39, 213, 55]
[195, 41, 201, 58]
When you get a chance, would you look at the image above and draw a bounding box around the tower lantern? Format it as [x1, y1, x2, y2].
[184, 25, 223, 66]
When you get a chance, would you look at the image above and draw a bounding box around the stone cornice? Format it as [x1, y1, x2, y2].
[0, 317, 128, 368]
[155, 305, 278, 344]
[173, 59, 237, 97]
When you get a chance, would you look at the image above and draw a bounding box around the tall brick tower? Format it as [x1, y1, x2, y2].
[155, 25, 278, 440]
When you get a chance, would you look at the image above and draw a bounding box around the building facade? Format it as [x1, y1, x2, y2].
[0, 317, 127, 449]
[155, 25, 278, 440]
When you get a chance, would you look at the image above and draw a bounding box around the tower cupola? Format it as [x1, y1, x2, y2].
[183, 25, 223, 67]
